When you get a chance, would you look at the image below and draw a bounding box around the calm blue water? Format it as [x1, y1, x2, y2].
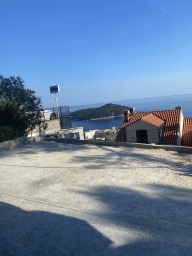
[70, 94, 192, 132]
[72, 117, 124, 132]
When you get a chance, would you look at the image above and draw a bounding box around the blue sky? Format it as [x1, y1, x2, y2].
[1, 0, 192, 108]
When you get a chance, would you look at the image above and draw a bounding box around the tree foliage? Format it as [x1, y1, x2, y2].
[71, 103, 131, 120]
[0, 75, 42, 142]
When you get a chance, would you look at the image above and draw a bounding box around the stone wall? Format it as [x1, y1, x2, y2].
[0, 136, 43, 153]
[28, 118, 67, 137]
[43, 137, 192, 154]
[126, 119, 160, 144]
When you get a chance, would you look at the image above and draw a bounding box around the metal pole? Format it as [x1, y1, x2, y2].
[55, 93, 59, 117]
[60, 106, 62, 117]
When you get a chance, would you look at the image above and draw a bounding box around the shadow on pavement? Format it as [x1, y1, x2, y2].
[1, 191, 192, 256]
[0, 201, 111, 256]
[71, 143, 192, 177]
[77, 184, 192, 255]
[0, 140, 192, 176]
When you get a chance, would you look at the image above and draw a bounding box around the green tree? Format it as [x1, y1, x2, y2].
[0, 75, 43, 142]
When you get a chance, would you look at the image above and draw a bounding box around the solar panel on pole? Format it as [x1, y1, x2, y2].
[50, 85, 60, 117]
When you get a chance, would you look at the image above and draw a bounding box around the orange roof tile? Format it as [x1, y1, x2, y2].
[115, 108, 181, 145]
[182, 118, 192, 147]
[141, 114, 165, 126]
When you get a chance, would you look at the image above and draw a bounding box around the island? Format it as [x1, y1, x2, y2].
[70, 103, 131, 120]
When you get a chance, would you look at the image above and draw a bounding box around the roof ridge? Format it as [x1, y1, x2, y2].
[131, 108, 180, 115]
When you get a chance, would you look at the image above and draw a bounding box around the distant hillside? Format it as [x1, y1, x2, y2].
[71, 103, 131, 120]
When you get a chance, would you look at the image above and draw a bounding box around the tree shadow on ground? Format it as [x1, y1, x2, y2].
[0, 141, 93, 163]
[1, 183, 192, 255]
[70, 144, 192, 177]
[0, 201, 111, 256]
[77, 184, 192, 255]
[0, 140, 192, 177]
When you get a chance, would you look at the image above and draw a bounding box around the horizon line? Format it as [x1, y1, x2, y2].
[67, 92, 192, 108]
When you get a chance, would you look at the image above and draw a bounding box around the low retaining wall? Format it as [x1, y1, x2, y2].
[43, 138, 192, 154]
[0, 136, 44, 153]
[1, 136, 192, 154]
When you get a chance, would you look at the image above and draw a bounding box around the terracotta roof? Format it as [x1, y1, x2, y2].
[115, 109, 181, 145]
[111, 136, 116, 142]
[182, 118, 192, 147]
[141, 114, 165, 126]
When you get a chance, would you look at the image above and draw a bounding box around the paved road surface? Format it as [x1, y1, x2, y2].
[0, 141, 192, 255]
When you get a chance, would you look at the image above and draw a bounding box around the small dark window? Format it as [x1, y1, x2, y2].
[136, 130, 148, 143]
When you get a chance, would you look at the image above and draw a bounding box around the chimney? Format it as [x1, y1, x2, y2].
[124, 110, 130, 123]
[130, 107, 135, 113]
[175, 107, 182, 110]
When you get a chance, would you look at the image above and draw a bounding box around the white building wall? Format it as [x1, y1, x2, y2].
[84, 130, 98, 140]
[58, 127, 84, 140]
[177, 110, 184, 146]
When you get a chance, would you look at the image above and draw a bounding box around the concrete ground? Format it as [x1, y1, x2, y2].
[0, 141, 192, 256]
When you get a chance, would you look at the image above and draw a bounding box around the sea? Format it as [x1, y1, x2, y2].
[70, 93, 192, 132]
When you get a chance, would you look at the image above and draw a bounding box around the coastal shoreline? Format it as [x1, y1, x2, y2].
[72, 115, 124, 121]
